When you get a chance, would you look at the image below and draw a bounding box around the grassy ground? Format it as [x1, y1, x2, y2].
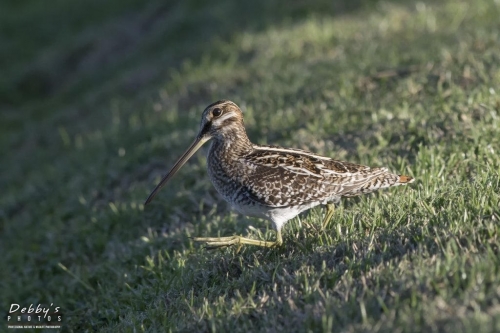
[1, 0, 500, 332]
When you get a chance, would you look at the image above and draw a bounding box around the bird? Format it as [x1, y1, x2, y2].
[145, 100, 414, 248]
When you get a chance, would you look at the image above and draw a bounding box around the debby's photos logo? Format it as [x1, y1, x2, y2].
[6, 303, 63, 330]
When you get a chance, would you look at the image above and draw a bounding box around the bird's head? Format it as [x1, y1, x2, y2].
[144, 100, 245, 205]
[198, 100, 245, 140]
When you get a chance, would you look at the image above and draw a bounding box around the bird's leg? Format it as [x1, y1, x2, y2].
[321, 203, 335, 230]
[193, 229, 283, 249]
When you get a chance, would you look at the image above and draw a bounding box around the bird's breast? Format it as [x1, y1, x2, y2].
[206, 149, 245, 199]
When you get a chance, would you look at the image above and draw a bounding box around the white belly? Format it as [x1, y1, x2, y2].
[230, 200, 322, 231]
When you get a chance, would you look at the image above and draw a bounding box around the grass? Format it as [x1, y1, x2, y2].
[1, 0, 500, 332]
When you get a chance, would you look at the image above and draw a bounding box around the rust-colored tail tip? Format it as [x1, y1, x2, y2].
[398, 175, 415, 183]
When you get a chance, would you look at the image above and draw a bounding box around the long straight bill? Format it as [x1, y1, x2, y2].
[144, 136, 210, 205]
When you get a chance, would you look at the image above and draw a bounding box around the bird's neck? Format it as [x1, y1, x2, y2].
[209, 127, 254, 158]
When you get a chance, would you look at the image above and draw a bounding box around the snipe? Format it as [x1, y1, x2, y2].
[145, 100, 414, 248]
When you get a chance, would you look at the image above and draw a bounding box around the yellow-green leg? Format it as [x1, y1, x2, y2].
[321, 203, 335, 230]
[193, 229, 283, 249]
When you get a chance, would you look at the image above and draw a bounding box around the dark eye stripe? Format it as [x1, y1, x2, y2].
[220, 117, 236, 128]
[212, 108, 222, 117]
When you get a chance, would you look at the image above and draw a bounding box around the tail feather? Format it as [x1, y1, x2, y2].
[340, 172, 414, 197]
[397, 175, 414, 184]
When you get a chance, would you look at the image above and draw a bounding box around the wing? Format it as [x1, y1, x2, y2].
[237, 145, 392, 207]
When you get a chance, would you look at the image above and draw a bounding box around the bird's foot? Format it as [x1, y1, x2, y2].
[193, 235, 281, 249]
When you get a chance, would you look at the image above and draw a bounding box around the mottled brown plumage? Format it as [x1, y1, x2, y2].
[145, 100, 414, 248]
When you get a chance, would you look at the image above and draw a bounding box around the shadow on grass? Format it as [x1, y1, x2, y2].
[167, 219, 441, 330]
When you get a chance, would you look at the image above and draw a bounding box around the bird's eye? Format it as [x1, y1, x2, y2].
[212, 108, 222, 117]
